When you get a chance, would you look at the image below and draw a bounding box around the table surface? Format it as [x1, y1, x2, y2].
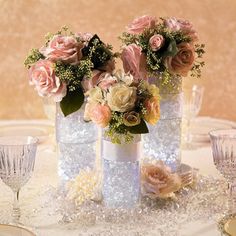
[0, 118, 234, 236]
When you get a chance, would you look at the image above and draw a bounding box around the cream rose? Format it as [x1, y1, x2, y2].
[29, 59, 67, 102]
[123, 111, 141, 127]
[40, 35, 83, 65]
[107, 83, 137, 112]
[165, 42, 195, 77]
[144, 96, 160, 125]
[86, 86, 103, 103]
[114, 70, 134, 86]
[141, 162, 181, 198]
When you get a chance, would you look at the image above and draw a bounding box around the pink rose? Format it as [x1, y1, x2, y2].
[149, 34, 165, 51]
[29, 60, 67, 102]
[40, 35, 83, 64]
[84, 102, 111, 128]
[144, 96, 160, 125]
[76, 32, 94, 42]
[97, 73, 117, 91]
[121, 44, 147, 81]
[164, 17, 198, 42]
[81, 70, 103, 92]
[165, 42, 195, 77]
[127, 15, 157, 34]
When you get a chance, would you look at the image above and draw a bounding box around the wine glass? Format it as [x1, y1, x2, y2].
[182, 85, 204, 147]
[0, 136, 38, 224]
[209, 129, 236, 214]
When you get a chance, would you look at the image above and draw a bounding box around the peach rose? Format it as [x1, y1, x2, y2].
[144, 96, 160, 125]
[29, 60, 67, 102]
[84, 102, 111, 128]
[121, 44, 147, 81]
[40, 35, 83, 65]
[164, 17, 198, 42]
[81, 70, 103, 92]
[126, 15, 157, 34]
[149, 34, 164, 51]
[123, 111, 141, 127]
[165, 42, 195, 77]
[107, 83, 137, 112]
[141, 162, 181, 198]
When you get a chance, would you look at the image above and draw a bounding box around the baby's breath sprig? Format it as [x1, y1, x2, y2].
[24, 49, 45, 69]
[54, 59, 93, 91]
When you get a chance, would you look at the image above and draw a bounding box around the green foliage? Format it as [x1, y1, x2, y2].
[60, 87, 84, 116]
[82, 34, 113, 68]
[24, 49, 45, 68]
[127, 119, 149, 134]
[105, 109, 150, 144]
[54, 60, 93, 91]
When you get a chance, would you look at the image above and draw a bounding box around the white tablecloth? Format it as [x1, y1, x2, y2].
[0, 119, 230, 236]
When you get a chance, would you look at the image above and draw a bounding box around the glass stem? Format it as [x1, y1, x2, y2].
[185, 118, 192, 145]
[228, 181, 236, 214]
[12, 190, 20, 224]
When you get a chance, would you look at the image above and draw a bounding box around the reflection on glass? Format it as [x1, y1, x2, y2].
[182, 85, 204, 147]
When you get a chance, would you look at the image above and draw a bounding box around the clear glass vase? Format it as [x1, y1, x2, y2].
[143, 76, 183, 172]
[101, 134, 141, 208]
[56, 103, 98, 184]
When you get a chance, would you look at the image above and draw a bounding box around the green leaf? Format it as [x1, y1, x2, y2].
[161, 39, 178, 57]
[60, 87, 84, 116]
[128, 119, 149, 134]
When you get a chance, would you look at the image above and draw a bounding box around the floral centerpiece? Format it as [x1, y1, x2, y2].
[84, 70, 160, 144]
[120, 15, 205, 171]
[84, 70, 160, 208]
[25, 26, 116, 116]
[24, 27, 116, 184]
[120, 15, 205, 91]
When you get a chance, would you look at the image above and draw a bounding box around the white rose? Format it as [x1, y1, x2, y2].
[114, 70, 134, 86]
[86, 86, 103, 103]
[107, 83, 137, 112]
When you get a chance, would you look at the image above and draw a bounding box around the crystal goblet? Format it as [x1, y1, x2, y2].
[0, 136, 38, 224]
[183, 85, 204, 147]
[209, 129, 236, 214]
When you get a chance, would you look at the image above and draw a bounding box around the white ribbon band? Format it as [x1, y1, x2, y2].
[101, 140, 142, 162]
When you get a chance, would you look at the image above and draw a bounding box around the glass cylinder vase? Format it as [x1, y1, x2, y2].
[56, 103, 98, 185]
[143, 76, 183, 172]
[101, 134, 141, 209]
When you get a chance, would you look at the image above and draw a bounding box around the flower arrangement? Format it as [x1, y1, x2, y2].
[24, 26, 116, 116]
[84, 70, 160, 143]
[120, 15, 205, 91]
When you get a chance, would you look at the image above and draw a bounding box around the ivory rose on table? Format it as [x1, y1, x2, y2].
[25, 26, 116, 116]
[141, 161, 181, 198]
[120, 15, 205, 91]
[85, 70, 160, 143]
